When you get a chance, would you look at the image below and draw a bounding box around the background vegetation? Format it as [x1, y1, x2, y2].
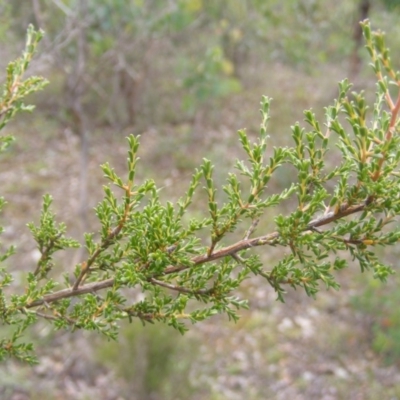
[2, 0, 400, 399]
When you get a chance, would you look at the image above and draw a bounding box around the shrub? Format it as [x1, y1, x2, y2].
[1, 20, 400, 364]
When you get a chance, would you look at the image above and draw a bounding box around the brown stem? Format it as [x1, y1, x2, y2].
[388, 85, 400, 139]
[27, 278, 114, 308]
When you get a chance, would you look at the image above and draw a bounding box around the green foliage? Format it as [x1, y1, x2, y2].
[351, 276, 400, 365]
[0, 24, 48, 147]
[0, 25, 49, 364]
[1, 20, 400, 364]
[27, 194, 80, 280]
[182, 45, 242, 113]
[382, 0, 400, 10]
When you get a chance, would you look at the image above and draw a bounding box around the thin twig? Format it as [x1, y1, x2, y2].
[33, 233, 62, 277]
[149, 277, 213, 295]
[231, 253, 245, 264]
[244, 218, 259, 240]
[72, 222, 123, 290]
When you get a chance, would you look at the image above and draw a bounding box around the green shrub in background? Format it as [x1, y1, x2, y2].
[182, 45, 242, 114]
[1, 20, 400, 365]
[351, 273, 400, 365]
[96, 321, 198, 399]
[4, 0, 365, 130]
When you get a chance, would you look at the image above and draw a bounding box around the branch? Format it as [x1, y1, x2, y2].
[27, 278, 114, 308]
[25, 198, 370, 309]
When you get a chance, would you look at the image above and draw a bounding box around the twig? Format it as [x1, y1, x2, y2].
[33, 233, 62, 277]
[72, 222, 123, 290]
[244, 218, 259, 240]
[149, 277, 213, 295]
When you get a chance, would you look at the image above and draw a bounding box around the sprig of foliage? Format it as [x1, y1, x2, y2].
[0, 24, 48, 137]
[1, 20, 400, 363]
[0, 25, 49, 363]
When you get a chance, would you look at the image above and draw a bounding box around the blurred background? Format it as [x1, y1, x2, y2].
[1, 0, 400, 399]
